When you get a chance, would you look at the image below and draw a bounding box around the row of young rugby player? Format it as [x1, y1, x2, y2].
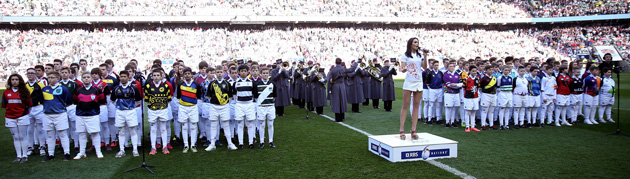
[415, 56, 616, 133]
[2, 59, 283, 163]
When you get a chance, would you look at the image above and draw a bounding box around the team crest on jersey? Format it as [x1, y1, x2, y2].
[159, 87, 165, 92]
[7, 94, 11, 97]
[53, 87, 63, 95]
[91, 94, 96, 100]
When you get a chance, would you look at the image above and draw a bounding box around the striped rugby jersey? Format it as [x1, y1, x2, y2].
[233, 77, 258, 103]
[177, 80, 202, 106]
[74, 85, 105, 116]
[2, 89, 32, 118]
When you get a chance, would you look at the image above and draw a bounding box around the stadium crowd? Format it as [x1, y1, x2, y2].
[1, 0, 627, 18]
[531, 24, 630, 57]
[2, 24, 629, 81]
[529, 0, 630, 17]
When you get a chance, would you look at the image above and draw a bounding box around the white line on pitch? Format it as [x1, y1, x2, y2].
[316, 112, 476, 179]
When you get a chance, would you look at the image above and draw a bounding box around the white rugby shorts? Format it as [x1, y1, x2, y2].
[115, 109, 138, 128]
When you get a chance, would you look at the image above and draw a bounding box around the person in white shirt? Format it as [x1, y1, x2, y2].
[599, 68, 616, 123]
[512, 67, 529, 129]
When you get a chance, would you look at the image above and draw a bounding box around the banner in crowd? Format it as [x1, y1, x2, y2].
[594, 46, 623, 61]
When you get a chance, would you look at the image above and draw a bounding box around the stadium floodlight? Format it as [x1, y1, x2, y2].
[124, 21, 128, 24]
[195, 21, 198, 24]
[10, 22, 15, 25]
[357, 21, 361, 24]
[49, 21, 54, 25]
[386, 21, 391, 24]
[160, 21, 164, 24]
[86, 21, 91, 24]
[295, 21, 299, 24]
[326, 21, 330, 24]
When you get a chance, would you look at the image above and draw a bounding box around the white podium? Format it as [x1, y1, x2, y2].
[368, 133, 458, 162]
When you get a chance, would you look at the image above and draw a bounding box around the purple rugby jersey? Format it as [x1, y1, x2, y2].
[443, 71, 461, 94]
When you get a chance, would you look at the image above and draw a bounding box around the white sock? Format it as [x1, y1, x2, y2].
[221, 120, 233, 145]
[487, 106, 495, 127]
[174, 121, 182, 139]
[46, 130, 55, 155]
[605, 105, 612, 120]
[210, 120, 218, 146]
[247, 120, 255, 145]
[589, 105, 597, 122]
[100, 122, 109, 145]
[79, 133, 88, 155]
[150, 123, 157, 149]
[237, 120, 244, 145]
[9, 127, 22, 157]
[166, 121, 172, 141]
[190, 123, 197, 147]
[428, 101, 435, 121]
[258, 119, 266, 144]
[268, 118, 274, 143]
[91, 133, 101, 153]
[58, 130, 70, 154]
[518, 107, 525, 125]
[108, 118, 117, 143]
[159, 121, 168, 148]
[129, 126, 138, 152]
[437, 102, 443, 121]
[118, 127, 126, 151]
[182, 122, 189, 147]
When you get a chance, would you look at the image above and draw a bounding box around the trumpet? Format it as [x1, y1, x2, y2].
[282, 61, 290, 71]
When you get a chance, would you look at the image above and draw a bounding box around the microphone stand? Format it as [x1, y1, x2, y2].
[124, 101, 156, 174]
[606, 65, 629, 136]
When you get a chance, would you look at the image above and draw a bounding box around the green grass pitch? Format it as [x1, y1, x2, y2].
[1, 74, 629, 178]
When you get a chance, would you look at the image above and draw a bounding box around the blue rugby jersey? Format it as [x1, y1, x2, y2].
[42, 84, 73, 114]
[527, 75, 542, 96]
[497, 74, 513, 92]
[426, 69, 443, 89]
[111, 82, 142, 110]
[102, 73, 120, 93]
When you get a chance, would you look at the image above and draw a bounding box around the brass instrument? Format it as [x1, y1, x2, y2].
[316, 68, 325, 82]
[359, 61, 367, 70]
[304, 64, 318, 81]
[282, 61, 290, 71]
[367, 60, 383, 82]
